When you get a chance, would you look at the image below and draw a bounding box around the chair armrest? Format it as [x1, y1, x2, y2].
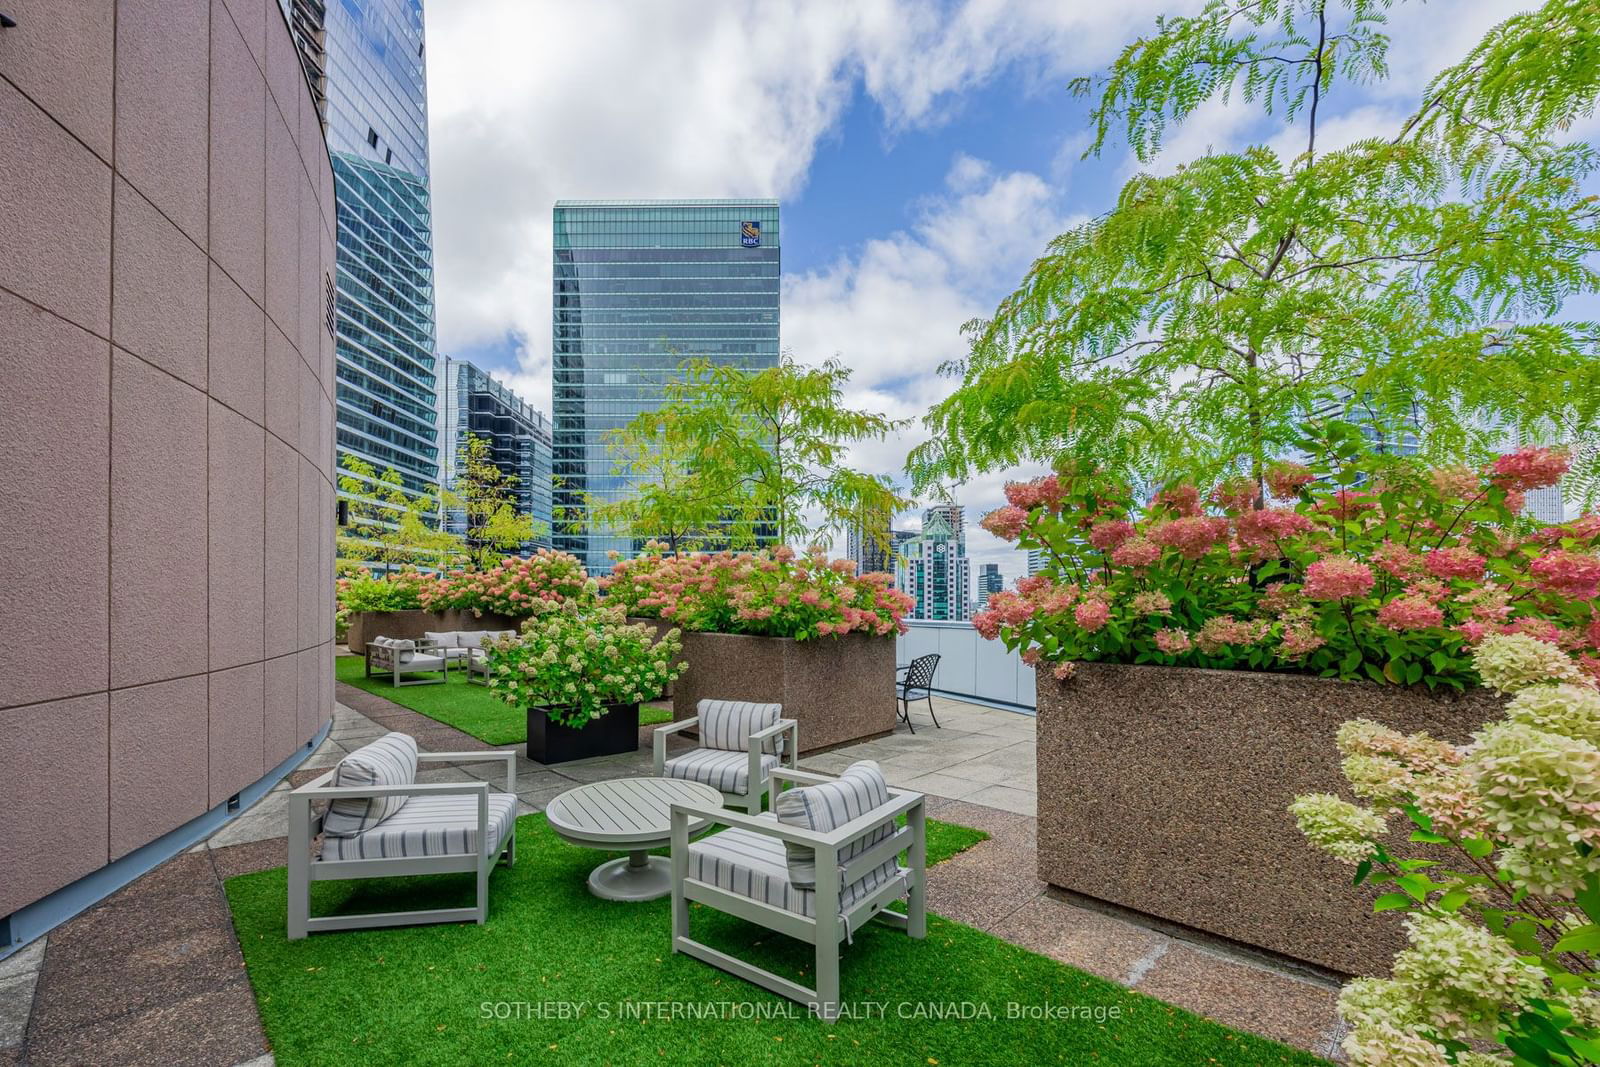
[770, 766, 838, 789]
[655, 716, 699, 736]
[418, 749, 516, 793]
[291, 780, 489, 800]
[749, 717, 797, 761]
[653, 716, 699, 775]
[668, 799, 839, 849]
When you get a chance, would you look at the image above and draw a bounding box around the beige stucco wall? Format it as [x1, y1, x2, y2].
[0, 0, 337, 916]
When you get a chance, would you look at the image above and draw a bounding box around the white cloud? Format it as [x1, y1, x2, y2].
[781, 153, 1079, 587]
[423, 0, 1189, 413]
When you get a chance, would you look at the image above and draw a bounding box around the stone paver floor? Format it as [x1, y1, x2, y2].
[0, 682, 1345, 1065]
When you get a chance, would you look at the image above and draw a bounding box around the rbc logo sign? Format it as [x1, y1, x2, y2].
[740, 221, 761, 247]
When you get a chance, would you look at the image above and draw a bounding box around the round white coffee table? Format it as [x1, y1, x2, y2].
[545, 777, 723, 901]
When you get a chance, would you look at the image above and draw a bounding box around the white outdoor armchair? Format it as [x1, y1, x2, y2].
[287, 733, 517, 938]
[364, 636, 450, 686]
[668, 764, 927, 1021]
[653, 699, 798, 815]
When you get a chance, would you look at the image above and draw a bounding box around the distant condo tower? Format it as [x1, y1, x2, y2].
[551, 199, 781, 573]
[290, 0, 442, 519]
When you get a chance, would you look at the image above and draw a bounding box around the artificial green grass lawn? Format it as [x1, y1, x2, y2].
[334, 653, 671, 745]
[226, 816, 1326, 1067]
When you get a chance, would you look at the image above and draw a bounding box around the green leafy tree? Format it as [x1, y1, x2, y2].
[911, 0, 1600, 503]
[581, 416, 729, 554]
[635, 354, 912, 550]
[444, 433, 541, 568]
[336, 454, 459, 571]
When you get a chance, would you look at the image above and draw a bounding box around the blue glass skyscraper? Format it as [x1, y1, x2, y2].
[551, 199, 781, 573]
[304, 0, 440, 505]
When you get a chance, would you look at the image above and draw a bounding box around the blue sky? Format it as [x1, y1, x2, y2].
[422, 0, 1560, 586]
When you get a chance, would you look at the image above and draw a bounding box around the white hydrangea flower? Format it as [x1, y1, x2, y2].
[1289, 793, 1386, 864]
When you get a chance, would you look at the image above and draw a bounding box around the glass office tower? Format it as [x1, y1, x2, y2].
[318, 0, 440, 505]
[551, 199, 781, 573]
[441, 360, 554, 550]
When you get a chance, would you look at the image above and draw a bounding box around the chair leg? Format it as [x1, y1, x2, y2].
[925, 694, 940, 729]
[907, 804, 928, 939]
[287, 796, 311, 940]
[670, 814, 689, 949]
[476, 854, 490, 924]
[813, 928, 841, 1022]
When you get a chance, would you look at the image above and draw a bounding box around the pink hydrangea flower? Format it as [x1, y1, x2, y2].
[1154, 628, 1192, 655]
[1051, 662, 1077, 681]
[1209, 476, 1257, 512]
[1424, 546, 1486, 582]
[979, 505, 1029, 541]
[1073, 599, 1111, 633]
[1235, 507, 1313, 547]
[1303, 557, 1376, 601]
[1110, 537, 1161, 567]
[1321, 489, 1377, 520]
[1195, 616, 1267, 653]
[1265, 461, 1315, 501]
[1131, 591, 1172, 615]
[1149, 516, 1229, 559]
[1377, 597, 1445, 631]
[1530, 549, 1600, 599]
[1154, 484, 1202, 517]
[1490, 445, 1569, 491]
[1087, 520, 1136, 552]
[1372, 540, 1422, 578]
[1278, 623, 1326, 660]
[1428, 464, 1481, 499]
[1004, 475, 1065, 512]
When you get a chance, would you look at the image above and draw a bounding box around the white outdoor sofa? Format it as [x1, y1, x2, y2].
[287, 732, 517, 938]
[423, 628, 517, 686]
[653, 699, 798, 815]
[668, 762, 927, 1021]
[364, 636, 451, 686]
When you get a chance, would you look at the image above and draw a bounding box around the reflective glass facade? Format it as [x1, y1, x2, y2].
[323, 0, 439, 503]
[552, 200, 780, 572]
[442, 360, 553, 550]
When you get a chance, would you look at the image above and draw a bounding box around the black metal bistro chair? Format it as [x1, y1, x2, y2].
[895, 653, 941, 733]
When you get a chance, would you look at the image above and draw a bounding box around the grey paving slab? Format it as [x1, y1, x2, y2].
[962, 784, 1037, 816]
[0, 971, 38, 1048]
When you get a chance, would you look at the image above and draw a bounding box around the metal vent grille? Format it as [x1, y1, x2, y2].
[324, 273, 336, 339]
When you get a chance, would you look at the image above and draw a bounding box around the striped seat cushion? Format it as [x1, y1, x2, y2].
[773, 760, 896, 888]
[319, 792, 518, 861]
[322, 732, 419, 837]
[687, 814, 905, 918]
[698, 699, 783, 753]
[663, 748, 779, 795]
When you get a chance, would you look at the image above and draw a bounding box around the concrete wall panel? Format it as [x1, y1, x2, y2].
[0, 292, 109, 710]
[0, 0, 336, 918]
[0, 695, 109, 915]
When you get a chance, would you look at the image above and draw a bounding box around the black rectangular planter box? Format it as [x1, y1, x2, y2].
[527, 702, 640, 765]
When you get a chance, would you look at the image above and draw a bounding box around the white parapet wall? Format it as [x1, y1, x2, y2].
[896, 620, 1036, 711]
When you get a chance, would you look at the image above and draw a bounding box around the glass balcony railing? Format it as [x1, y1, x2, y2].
[895, 619, 1036, 712]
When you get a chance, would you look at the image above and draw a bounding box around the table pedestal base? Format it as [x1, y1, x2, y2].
[587, 851, 670, 901]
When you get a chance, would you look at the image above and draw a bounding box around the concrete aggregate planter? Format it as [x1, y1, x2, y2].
[672, 631, 896, 753]
[345, 609, 528, 653]
[438, 608, 525, 634]
[1035, 662, 1504, 976]
[344, 609, 437, 654]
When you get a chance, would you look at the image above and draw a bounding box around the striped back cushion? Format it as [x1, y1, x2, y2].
[773, 760, 896, 889]
[372, 636, 416, 664]
[322, 732, 419, 837]
[698, 699, 782, 753]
